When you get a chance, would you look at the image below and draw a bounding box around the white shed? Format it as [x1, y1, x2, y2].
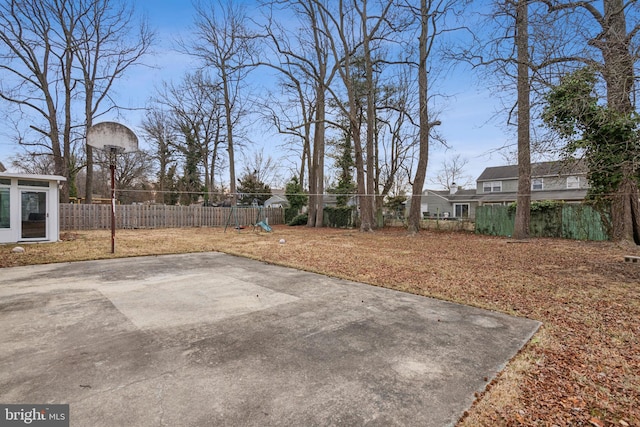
[0, 173, 66, 244]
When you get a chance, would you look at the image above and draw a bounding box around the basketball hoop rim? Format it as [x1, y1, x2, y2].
[103, 145, 126, 153]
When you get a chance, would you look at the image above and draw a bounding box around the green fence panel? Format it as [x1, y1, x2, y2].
[530, 207, 562, 237]
[475, 205, 514, 237]
[561, 204, 609, 241]
[476, 204, 610, 241]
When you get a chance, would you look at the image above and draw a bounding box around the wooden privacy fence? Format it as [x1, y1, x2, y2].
[475, 204, 610, 241]
[60, 204, 285, 230]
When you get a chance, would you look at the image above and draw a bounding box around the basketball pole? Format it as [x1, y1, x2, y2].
[110, 150, 116, 254]
[86, 122, 138, 255]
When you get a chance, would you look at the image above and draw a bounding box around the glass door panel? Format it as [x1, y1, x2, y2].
[21, 191, 47, 239]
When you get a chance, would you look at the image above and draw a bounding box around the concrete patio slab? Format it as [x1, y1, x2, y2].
[0, 252, 540, 426]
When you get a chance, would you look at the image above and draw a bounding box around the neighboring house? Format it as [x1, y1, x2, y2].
[264, 194, 289, 208]
[0, 172, 66, 243]
[421, 160, 589, 220]
[264, 188, 289, 208]
[421, 185, 481, 219]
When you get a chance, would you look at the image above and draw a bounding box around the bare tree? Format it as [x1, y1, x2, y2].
[453, 0, 589, 239]
[241, 148, 283, 189]
[375, 69, 419, 205]
[0, 0, 152, 202]
[262, 0, 423, 229]
[406, 0, 458, 234]
[360, 0, 396, 230]
[258, 67, 315, 191]
[316, 0, 396, 231]
[141, 109, 177, 204]
[93, 149, 155, 204]
[305, 0, 333, 228]
[450, 1, 570, 237]
[184, 0, 257, 206]
[152, 72, 225, 204]
[10, 153, 56, 175]
[260, 0, 340, 227]
[429, 153, 474, 190]
[0, 0, 72, 199]
[260, 4, 319, 197]
[74, 0, 153, 203]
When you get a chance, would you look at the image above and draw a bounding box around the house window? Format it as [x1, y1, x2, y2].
[18, 180, 50, 188]
[0, 188, 9, 229]
[532, 178, 543, 191]
[483, 181, 502, 193]
[454, 203, 469, 218]
[567, 176, 580, 189]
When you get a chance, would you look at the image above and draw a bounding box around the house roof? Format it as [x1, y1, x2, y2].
[477, 159, 587, 182]
[264, 194, 289, 207]
[423, 189, 481, 202]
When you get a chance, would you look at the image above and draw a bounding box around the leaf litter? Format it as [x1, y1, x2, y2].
[1, 226, 638, 425]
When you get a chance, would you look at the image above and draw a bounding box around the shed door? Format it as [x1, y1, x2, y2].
[21, 190, 47, 239]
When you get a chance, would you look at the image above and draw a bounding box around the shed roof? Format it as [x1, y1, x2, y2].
[0, 172, 66, 182]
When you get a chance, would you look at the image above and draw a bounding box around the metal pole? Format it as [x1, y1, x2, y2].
[110, 154, 116, 254]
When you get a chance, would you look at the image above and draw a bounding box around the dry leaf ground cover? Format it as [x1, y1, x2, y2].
[1, 226, 639, 426]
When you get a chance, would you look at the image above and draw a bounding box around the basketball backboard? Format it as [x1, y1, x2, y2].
[86, 122, 138, 153]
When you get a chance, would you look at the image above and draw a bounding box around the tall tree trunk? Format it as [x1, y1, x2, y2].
[313, 89, 326, 228]
[61, 46, 75, 203]
[307, 159, 317, 226]
[300, 120, 309, 194]
[210, 123, 221, 202]
[513, 0, 531, 240]
[308, 3, 327, 228]
[307, 80, 324, 227]
[51, 125, 67, 202]
[85, 146, 94, 203]
[611, 164, 640, 244]
[353, 123, 369, 231]
[602, 0, 634, 115]
[85, 79, 94, 204]
[601, 0, 638, 243]
[361, 0, 376, 231]
[407, 0, 430, 234]
[222, 76, 237, 206]
[84, 78, 94, 204]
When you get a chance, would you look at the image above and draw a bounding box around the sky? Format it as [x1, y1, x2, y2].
[0, 0, 516, 190]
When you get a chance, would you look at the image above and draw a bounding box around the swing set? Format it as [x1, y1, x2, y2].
[224, 206, 272, 233]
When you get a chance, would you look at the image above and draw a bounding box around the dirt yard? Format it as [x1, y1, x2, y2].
[2, 226, 639, 426]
